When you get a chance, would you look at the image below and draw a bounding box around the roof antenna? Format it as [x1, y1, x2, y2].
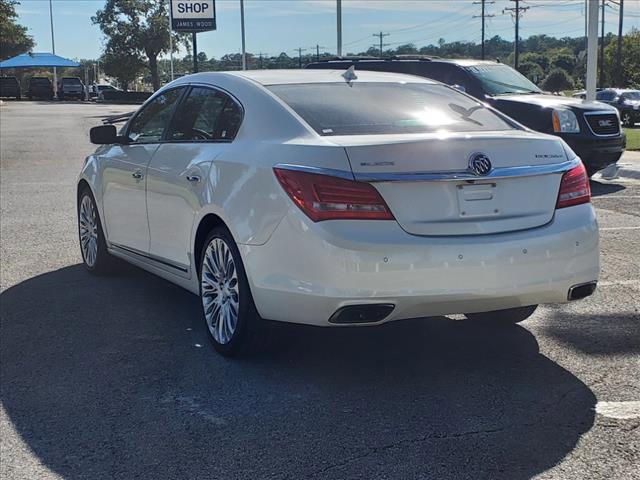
[342, 65, 357, 82]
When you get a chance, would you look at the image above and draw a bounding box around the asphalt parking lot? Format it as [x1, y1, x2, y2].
[1, 101, 639, 480]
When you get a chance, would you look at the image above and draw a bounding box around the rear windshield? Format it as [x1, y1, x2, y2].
[268, 82, 514, 136]
[0, 78, 18, 85]
[622, 91, 640, 101]
[62, 78, 81, 84]
[31, 78, 51, 84]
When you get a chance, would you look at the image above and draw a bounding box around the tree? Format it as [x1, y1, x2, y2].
[0, 0, 34, 60]
[100, 48, 145, 91]
[551, 52, 576, 73]
[92, 0, 185, 91]
[519, 62, 544, 84]
[604, 28, 640, 88]
[541, 68, 573, 93]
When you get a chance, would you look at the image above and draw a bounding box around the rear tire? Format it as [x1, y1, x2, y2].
[199, 227, 273, 357]
[622, 112, 633, 128]
[464, 305, 537, 324]
[78, 188, 114, 275]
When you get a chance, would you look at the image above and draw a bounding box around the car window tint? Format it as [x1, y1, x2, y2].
[128, 88, 184, 144]
[214, 98, 243, 140]
[269, 82, 514, 136]
[167, 87, 242, 142]
[167, 87, 226, 141]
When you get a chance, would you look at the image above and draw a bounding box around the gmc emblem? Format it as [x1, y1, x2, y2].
[598, 119, 613, 128]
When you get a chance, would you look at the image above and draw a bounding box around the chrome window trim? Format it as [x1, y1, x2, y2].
[273, 163, 356, 181]
[275, 158, 581, 183]
[583, 110, 621, 138]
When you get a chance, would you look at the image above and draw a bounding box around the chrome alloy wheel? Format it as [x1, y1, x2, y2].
[201, 238, 240, 345]
[79, 195, 99, 268]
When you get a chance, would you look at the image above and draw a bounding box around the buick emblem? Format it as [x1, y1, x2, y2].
[468, 153, 492, 176]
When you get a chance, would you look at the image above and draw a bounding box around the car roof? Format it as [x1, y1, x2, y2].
[227, 69, 437, 86]
[312, 58, 501, 68]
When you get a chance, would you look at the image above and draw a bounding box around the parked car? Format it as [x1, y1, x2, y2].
[593, 89, 640, 127]
[307, 57, 626, 176]
[58, 77, 85, 100]
[27, 76, 54, 100]
[79, 70, 599, 356]
[0, 76, 21, 100]
[90, 83, 120, 99]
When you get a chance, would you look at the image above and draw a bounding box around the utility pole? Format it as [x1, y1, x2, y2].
[296, 47, 307, 68]
[373, 31, 390, 58]
[503, 0, 529, 71]
[599, 0, 605, 87]
[240, 0, 247, 70]
[616, 0, 624, 86]
[49, 0, 57, 98]
[192, 32, 198, 73]
[258, 52, 266, 69]
[337, 0, 342, 56]
[316, 44, 325, 62]
[473, 0, 495, 60]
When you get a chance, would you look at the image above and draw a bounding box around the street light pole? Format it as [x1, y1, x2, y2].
[586, 0, 599, 101]
[49, 0, 57, 99]
[168, 0, 174, 81]
[336, 0, 342, 56]
[240, 0, 247, 70]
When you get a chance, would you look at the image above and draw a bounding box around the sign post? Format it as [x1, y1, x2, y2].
[170, 0, 216, 74]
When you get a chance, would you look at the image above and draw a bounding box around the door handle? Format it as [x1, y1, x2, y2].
[132, 170, 143, 180]
[185, 174, 201, 183]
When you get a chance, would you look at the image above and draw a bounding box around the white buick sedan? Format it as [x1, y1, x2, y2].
[78, 69, 599, 356]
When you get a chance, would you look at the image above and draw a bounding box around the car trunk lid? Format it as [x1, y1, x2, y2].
[332, 131, 569, 236]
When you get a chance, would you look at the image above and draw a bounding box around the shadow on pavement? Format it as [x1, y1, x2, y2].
[590, 180, 627, 197]
[544, 308, 640, 355]
[1, 265, 596, 480]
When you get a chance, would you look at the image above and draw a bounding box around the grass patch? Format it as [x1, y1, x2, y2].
[624, 128, 640, 151]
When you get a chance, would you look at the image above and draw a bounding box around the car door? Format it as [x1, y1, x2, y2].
[101, 87, 185, 254]
[146, 86, 243, 273]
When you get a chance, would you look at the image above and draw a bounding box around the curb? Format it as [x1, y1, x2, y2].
[594, 162, 640, 181]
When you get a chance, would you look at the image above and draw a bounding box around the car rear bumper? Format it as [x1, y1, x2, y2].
[240, 203, 599, 326]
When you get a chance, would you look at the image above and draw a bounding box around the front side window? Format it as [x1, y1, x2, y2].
[464, 64, 542, 95]
[268, 82, 514, 136]
[128, 88, 184, 144]
[167, 87, 243, 141]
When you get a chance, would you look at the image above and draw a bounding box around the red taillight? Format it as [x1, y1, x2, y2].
[556, 162, 591, 209]
[273, 167, 394, 221]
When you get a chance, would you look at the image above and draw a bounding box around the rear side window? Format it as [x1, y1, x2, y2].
[167, 87, 243, 142]
[268, 82, 513, 136]
[128, 88, 184, 144]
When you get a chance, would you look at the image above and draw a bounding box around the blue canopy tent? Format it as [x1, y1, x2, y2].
[0, 52, 80, 69]
[0, 52, 81, 100]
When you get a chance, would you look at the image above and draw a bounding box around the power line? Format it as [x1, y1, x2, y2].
[373, 31, 390, 57]
[503, 0, 529, 71]
[473, 0, 495, 60]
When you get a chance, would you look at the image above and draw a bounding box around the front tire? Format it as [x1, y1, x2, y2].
[464, 305, 537, 324]
[78, 189, 113, 275]
[199, 227, 265, 356]
[622, 112, 633, 128]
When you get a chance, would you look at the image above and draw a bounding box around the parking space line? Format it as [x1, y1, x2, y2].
[592, 196, 640, 199]
[599, 226, 640, 231]
[598, 280, 640, 287]
[596, 401, 640, 420]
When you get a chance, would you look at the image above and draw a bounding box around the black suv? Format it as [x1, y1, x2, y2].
[0, 76, 21, 100]
[307, 57, 626, 176]
[27, 76, 54, 100]
[595, 89, 640, 127]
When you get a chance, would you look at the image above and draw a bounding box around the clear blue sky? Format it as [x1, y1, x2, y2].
[15, 0, 640, 61]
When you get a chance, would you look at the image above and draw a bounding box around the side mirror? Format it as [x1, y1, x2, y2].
[90, 125, 124, 145]
[452, 84, 466, 93]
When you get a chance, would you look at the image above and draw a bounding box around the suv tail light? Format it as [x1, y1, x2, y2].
[273, 167, 394, 221]
[556, 162, 591, 209]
